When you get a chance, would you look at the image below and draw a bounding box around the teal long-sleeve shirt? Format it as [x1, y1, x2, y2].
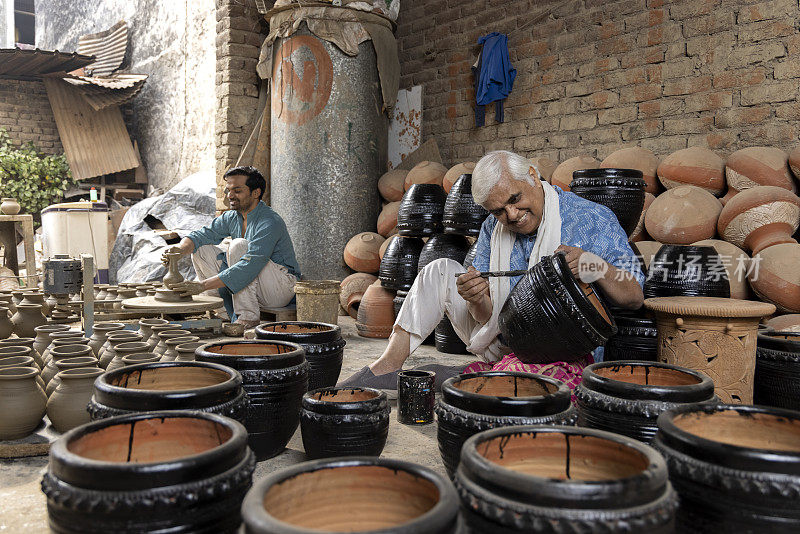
[187, 201, 301, 293]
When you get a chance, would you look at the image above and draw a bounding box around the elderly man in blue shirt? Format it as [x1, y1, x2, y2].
[164, 166, 301, 328]
[342, 150, 644, 389]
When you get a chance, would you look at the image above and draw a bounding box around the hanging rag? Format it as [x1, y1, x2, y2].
[472, 32, 516, 127]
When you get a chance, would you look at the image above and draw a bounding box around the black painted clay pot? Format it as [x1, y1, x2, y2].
[397, 183, 447, 237]
[41, 410, 255, 534]
[603, 309, 659, 361]
[755, 331, 800, 410]
[417, 233, 471, 273]
[378, 236, 425, 291]
[653, 403, 800, 533]
[575, 360, 715, 443]
[456, 425, 677, 533]
[300, 386, 389, 459]
[436, 372, 576, 478]
[570, 168, 647, 236]
[196, 341, 308, 460]
[442, 174, 489, 236]
[498, 252, 617, 363]
[254, 322, 345, 391]
[643, 245, 731, 299]
[434, 315, 468, 354]
[88, 361, 248, 423]
[241, 457, 459, 534]
[463, 241, 478, 268]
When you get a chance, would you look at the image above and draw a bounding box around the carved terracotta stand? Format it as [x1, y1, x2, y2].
[645, 297, 775, 404]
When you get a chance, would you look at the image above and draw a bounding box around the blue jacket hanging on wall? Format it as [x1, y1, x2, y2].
[473, 32, 516, 127]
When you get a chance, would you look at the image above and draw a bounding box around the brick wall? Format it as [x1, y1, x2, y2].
[0, 78, 62, 154]
[395, 0, 800, 166]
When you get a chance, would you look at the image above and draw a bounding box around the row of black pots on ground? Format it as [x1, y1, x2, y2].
[397, 176, 489, 238]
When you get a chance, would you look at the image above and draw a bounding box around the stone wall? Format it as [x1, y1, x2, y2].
[36, 0, 217, 190]
[395, 0, 800, 166]
[0, 78, 62, 153]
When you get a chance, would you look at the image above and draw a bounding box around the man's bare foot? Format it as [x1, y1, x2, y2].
[368, 359, 402, 376]
[235, 319, 260, 329]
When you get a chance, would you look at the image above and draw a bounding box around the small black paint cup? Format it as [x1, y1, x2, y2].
[397, 370, 435, 425]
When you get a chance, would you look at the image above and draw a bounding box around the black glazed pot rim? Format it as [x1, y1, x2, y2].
[551, 252, 617, 339]
[441, 371, 571, 417]
[580, 360, 714, 403]
[49, 410, 248, 491]
[458, 425, 668, 510]
[655, 403, 800, 475]
[196, 340, 306, 369]
[240, 456, 459, 534]
[302, 386, 388, 415]
[571, 167, 644, 181]
[757, 330, 800, 351]
[255, 321, 341, 344]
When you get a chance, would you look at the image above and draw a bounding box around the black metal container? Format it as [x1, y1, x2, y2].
[397, 369, 435, 424]
[442, 174, 489, 236]
[378, 236, 424, 291]
[570, 168, 647, 236]
[397, 183, 447, 237]
[643, 244, 731, 299]
[754, 330, 800, 410]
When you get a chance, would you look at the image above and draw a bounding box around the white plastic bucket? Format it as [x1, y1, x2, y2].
[41, 201, 110, 282]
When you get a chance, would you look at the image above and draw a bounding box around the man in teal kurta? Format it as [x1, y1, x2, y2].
[165, 166, 301, 327]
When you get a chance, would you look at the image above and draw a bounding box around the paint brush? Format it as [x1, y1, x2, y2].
[454, 269, 528, 278]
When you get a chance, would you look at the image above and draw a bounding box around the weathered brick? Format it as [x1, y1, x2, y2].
[684, 91, 733, 113]
[737, 0, 797, 23]
[597, 106, 638, 124]
[663, 116, 714, 134]
[740, 81, 799, 105]
[663, 76, 712, 96]
[714, 106, 772, 128]
[726, 42, 786, 68]
[622, 119, 663, 140]
[559, 113, 597, 131]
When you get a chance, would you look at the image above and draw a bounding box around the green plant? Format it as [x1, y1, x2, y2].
[0, 128, 77, 220]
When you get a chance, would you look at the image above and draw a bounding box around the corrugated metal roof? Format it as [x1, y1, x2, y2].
[0, 48, 94, 77]
[77, 20, 128, 77]
[62, 73, 147, 110]
[64, 72, 147, 90]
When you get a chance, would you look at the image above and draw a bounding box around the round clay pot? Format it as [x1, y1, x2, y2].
[88, 321, 125, 358]
[46, 356, 99, 397]
[765, 314, 800, 332]
[629, 192, 656, 242]
[404, 160, 447, 190]
[339, 272, 377, 318]
[436, 372, 576, 477]
[456, 425, 677, 533]
[378, 234, 395, 260]
[120, 352, 161, 367]
[146, 323, 180, 351]
[343, 232, 385, 273]
[42, 330, 84, 364]
[43, 344, 93, 385]
[241, 456, 459, 534]
[378, 168, 407, 201]
[255, 321, 345, 391]
[498, 253, 617, 363]
[355, 281, 396, 339]
[570, 168, 647, 236]
[653, 403, 800, 532]
[0, 337, 42, 367]
[47, 367, 105, 432]
[0, 366, 46, 439]
[417, 233, 471, 273]
[443, 161, 476, 193]
[11, 303, 46, 338]
[376, 201, 400, 237]
[755, 331, 800, 410]
[603, 309, 659, 362]
[0, 354, 44, 391]
[34, 324, 69, 359]
[551, 155, 600, 191]
[575, 360, 715, 443]
[137, 318, 169, 342]
[107, 341, 151, 372]
[397, 183, 447, 237]
[0, 197, 20, 215]
[717, 185, 800, 254]
[20, 291, 50, 316]
[300, 386, 390, 459]
[100, 331, 144, 368]
[378, 235, 424, 290]
[196, 340, 308, 460]
[162, 335, 200, 362]
[645, 296, 776, 404]
[644, 244, 731, 299]
[175, 341, 204, 362]
[601, 146, 662, 194]
[723, 146, 795, 204]
[463, 240, 478, 268]
[530, 155, 559, 184]
[749, 243, 800, 312]
[657, 146, 725, 195]
[434, 316, 467, 354]
[441, 174, 489, 236]
[0, 305, 14, 340]
[154, 329, 191, 357]
[42, 410, 255, 533]
[645, 185, 722, 244]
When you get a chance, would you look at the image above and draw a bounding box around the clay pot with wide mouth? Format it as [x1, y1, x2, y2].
[11, 303, 46, 338]
[0, 355, 44, 391]
[241, 456, 459, 534]
[99, 331, 144, 369]
[145, 323, 182, 351]
[88, 361, 248, 423]
[0, 345, 38, 368]
[653, 403, 800, 532]
[435, 372, 576, 478]
[0, 366, 46, 439]
[755, 330, 800, 410]
[162, 335, 200, 362]
[196, 340, 308, 460]
[397, 183, 447, 237]
[643, 244, 731, 299]
[0, 305, 13, 339]
[137, 318, 169, 342]
[717, 185, 800, 254]
[154, 329, 192, 357]
[356, 281, 396, 339]
[570, 168, 647, 236]
[21, 291, 50, 315]
[175, 341, 204, 362]
[339, 272, 378, 319]
[41, 410, 255, 533]
[442, 174, 489, 236]
[43, 330, 85, 364]
[88, 321, 125, 358]
[0, 336, 43, 367]
[456, 425, 677, 533]
[498, 252, 617, 363]
[300, 386, 390, 459]
[255, 321, 346, 391]
[43, 344, 93, 385]
[575, 360, 716, 443]
[106, 341, 151, 372]
[34, 324, 69, 357]
[378, 235, 424, 291]
[46, 356, 99, 397]
[47, 367, 104, 432]
[417, 233, 471, 273]
[603, 309, 659, 362]
[120, 352, 161, 367]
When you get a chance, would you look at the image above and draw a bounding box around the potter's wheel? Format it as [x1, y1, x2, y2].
[121, 294, 223, 313]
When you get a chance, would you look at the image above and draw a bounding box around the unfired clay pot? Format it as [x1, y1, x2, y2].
[343, 232, 385, 273]
[723, 146, 796, 204]
[378, 169, 407, 201]
[404, 161, 447, 191]
[645, 185, 722, 244]
[749, 243, 800, 313]
[601, 146, 661, 194]
[630, 192, 656, 242]
[162, 252, 184, 288]
[657, 146, 725, 195]
[43, 330, 84, 364]
[551, 155, 600, 191]
[43, 344, 93, 385]
[339, 272, 378, 319]
[0, 337, 43, 368]
[0, 305, 13, 340]
[692, 239, 751, 300]
[355, 281, 396, 339]
[163, 335, 200, 362]
[155, 329, 192, 357]
[100, 331, 144, 368]
[89, 322, 125, 358]
[46, 356, 99, 397]
[717, 185, 800, 254]
[34, 324, 69, 357]
[107, 341, 152, 372]
[0, 367, 46, 439]
[47, 367, 105, 433]
[443, 161, 476, 193]
[0, 197, 20, 215]
[175, 341, 204, 362]
[21, 292, 50, 316]
[0, 355, 44, 390]
[377, 201, 400, 237]
[530, 155, 559, 184]
[138, 318, 169, 342]
[11, 303, 46, 338]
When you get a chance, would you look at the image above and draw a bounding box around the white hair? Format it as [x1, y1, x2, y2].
[471, 150, 541, 206]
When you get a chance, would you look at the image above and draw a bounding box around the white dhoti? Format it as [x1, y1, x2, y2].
[191, 237, 297, 321]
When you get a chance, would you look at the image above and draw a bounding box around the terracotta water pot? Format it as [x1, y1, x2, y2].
[645, 185, 722, 244]
[755, 331, 800, 410]
[162, 335, 200, 362]
[530, 155, 559, 184]
[643, 244, 730, 299]
[0, 305, 14, 340]
[106, 341, 151, 372]
[0, 366, 46, 439]
[404, 160, 447, 190]
[378, 168, 407, 201]
[299, 386, 390, 459]
[657, 146, 725, 195]
[691, 239, 752, 299]
[575, 360, 715, 443]
[47, 367, 104, 432]
[355, 281, 396, 339]
[155, 329, 192, 356]
[417, 233, 471, 272]
[551, 155, 599, 191]
[138, 317, 168, 341]
[46, 356, 99, 397]
[0, 197, 20, 215]
[765, 314, 800, 332]
[100, 331, 144, 368]
[397, 183, 447, 237]
[723, 146, 795, 204]
[196, 340, 308, 460]
[0, 337, 42, 367]
[88, 321, 125, 357]
[120, 352, 161, 367]
[378, 235, 424, 290]
[443, 161, 476, 193]
[339, 272, 377, 318]
[175, 341, 204, 362]
[33, 324, 69, 358]
[441, 174, 489, 236]
[629, 192, 656, 242]
[343, 232, 385, 273]
[43, 344, 93, 385]
[435, 372, 576, 477]
[749, 242, 800, 312]
[603, 309, 659, 362]
[645, 296, 775, 403]
[717, 185, 800, 254]
[377, 201, 400, 237]
[653, 403, 800, 532]
[11, 303, 46, 338]
[570, 168, 647, 236]
[241, 457, 459, 534]
[42, 411, 255, 533]
[632, 240, 663, 271]
[601, 146, 662, 194]
[456, 425, 677, 533]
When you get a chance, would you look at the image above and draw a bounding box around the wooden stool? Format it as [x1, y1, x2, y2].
[0, 214, 36, 287]
[260, 304, 297, 322]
